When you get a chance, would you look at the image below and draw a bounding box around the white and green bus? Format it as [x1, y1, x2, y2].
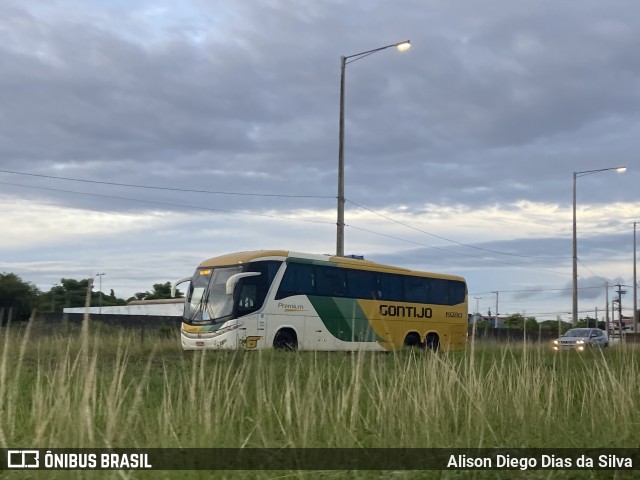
[173, 250, 467, 352]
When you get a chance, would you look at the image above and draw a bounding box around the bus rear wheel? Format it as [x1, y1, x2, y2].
[404, 332, 424, 349]
[425, 333, 440, 352]
[273, 329, 298, 351]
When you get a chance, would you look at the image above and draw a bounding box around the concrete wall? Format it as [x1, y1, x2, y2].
[63, 299, 184, 317]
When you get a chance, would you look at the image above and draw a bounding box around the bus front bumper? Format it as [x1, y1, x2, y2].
[180, 323, 240, 350]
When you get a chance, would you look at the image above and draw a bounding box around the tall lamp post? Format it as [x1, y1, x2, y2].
[51, 283, 59, 312]
[336, 40, 411, 257]
[572, 166, 626, 325]
[96, 273, 106, 315]
[634, 222, 638, 332]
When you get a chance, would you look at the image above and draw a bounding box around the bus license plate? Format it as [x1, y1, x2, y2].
[196, 341, 205, 347]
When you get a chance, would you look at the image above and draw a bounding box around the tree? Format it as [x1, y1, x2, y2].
[504, 313, 538, 330]
[128, 282, 183, 302]
[38, 278, 127, 312]
[575, 317, 608, 330]
[0, 273, 40, 321]
[59, 278, 93, 309]
[37, 283, 67, 313]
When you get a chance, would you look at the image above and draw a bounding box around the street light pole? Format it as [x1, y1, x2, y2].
[571, 166, 626, 325]
[51, 283, 58, 312]
[572, 171, 578, 326]
[96, 273, 106, 315]
[634, 222, 638, 332]
[336, 40, 411, 257]
[474, 297, 482, 316]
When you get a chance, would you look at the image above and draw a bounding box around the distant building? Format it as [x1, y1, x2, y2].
[468, 313, 506, 328]
[608, 315, 635, 333]
[63, 298, 184, 317]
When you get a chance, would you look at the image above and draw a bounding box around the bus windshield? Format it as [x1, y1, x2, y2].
[185, 266, 243, 323]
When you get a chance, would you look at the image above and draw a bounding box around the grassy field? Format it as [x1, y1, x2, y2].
[0, 319, 639, 479]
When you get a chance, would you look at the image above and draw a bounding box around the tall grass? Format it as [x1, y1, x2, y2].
[0, 321, 638, 479]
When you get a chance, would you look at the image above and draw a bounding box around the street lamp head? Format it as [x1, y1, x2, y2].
[575, 165, 628, 178]
[395, 40, 411, 52]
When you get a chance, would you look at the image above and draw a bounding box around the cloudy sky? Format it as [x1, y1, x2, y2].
[1, 0, 639, 321]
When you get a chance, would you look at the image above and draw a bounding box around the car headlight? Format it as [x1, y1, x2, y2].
[576, 340, 585, 345]
[553, 340, 559, 345]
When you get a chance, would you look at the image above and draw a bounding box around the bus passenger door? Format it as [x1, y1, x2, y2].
[235, 279, 266, 350]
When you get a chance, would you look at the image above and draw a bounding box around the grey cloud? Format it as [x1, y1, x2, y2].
[3, 0, 640, 213]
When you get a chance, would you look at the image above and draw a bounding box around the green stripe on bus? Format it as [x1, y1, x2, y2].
[308, 296, 384, 342]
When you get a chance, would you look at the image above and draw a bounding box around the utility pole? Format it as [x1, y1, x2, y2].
[616, 284, 626, 337]
[617, 284, 624, 321]
[492, 291, 499, 328]
[474, 297, 482, 322]
[605, 282, 610, 335]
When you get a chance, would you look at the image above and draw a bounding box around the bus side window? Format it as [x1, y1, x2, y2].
[428, 279, 466, 305]
[346, 269, 377, 299]
[316, 266, 346, 297]
[405, 277, 429, 303]
[430, 279, 447, 305]
[377, 273, 404, 302]
[449, 280, 466, 305]
[275, 263, 315, 299]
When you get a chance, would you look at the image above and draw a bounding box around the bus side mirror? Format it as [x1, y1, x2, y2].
[225, 272, 261, 295]
[171, 277, 192, 298]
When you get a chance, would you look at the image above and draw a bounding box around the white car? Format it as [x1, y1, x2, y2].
[552, 328, 609, 351]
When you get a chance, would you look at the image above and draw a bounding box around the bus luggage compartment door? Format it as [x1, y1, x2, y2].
[238, 313, 265, 350]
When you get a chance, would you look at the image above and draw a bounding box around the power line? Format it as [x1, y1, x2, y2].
[0, 181, 335, 226]
[2, 179, 570, 275]
[347, 223, 572, 276]
[346, 199, 572, 260]
[469, 284, 606, 296]
[0, 168, 334, 199]
[1, 169, 621, 285]
[576, 258, 612, 280]
[0, 168, 583, 265]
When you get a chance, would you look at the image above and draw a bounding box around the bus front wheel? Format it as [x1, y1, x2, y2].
[273, 329, 298, 351]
